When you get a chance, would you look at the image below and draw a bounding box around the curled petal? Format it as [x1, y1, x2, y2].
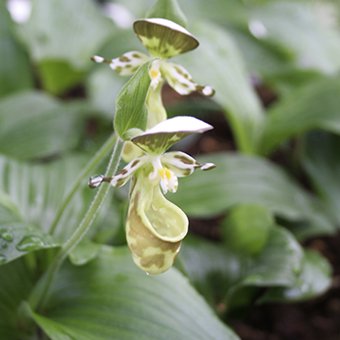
[126, 177, 188, 274]
[133, 18, 199, 58]
[161, 62, 215, 96]
[92, 51, 149, 76]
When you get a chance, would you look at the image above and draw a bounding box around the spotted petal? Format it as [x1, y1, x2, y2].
[126, 176, 188, 274]
[162, 151, 198, 177]
[92, 51, 149, 76]
[161, 62, 215, 96]
[133, 18, 199, 58]
[110, 156, 145, 188]
[131, 116, 213, 154]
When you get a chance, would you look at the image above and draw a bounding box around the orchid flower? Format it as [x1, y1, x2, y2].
[89, 117, 215, 274]
[92, 18, 215, 104]
[92, 18, 215, 162]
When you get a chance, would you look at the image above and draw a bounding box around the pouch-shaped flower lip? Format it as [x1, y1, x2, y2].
[133, 18, 199, 58]
[126, 183, 185, 275]
[134, 178, 189, 243]
[131, 116, 213, 154]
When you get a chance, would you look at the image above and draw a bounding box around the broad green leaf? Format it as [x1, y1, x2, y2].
[0, 223, 59, 265]
[171, 153, 334, 234]
[114, 62, 151, 139]
[87, 67, 125, 119]
[146, 0, 188, 27]
[226, 227, 304, 307]
[38, 60, 85, 95]
[0, 257, 35, 339]
[0, 91, 87, 160]
[180, 228, 305, 308]
[0, 153, 124, 244]
[19, 0, 115, 94]
[180, 236, 242, 305]
[222, 204, 274, 255]
[260, 250, 331, 303]
[230, 28, 293, 79]
[239, 227, 303, 288]
[69, 240, 101, 266]
[179, 0, 246, 26]
[0, 4, 33, 97]
[31, 247, 239, 340]
[302, 132, 340, 227]
[178, 22, 264, 153]
[0, 191, 22, 224]
[260, 76, 340, 154]
[0, 155, 88, 239]
[250, 1, 340, 74]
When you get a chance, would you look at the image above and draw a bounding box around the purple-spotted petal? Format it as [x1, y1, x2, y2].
[131, 116, 213, 154]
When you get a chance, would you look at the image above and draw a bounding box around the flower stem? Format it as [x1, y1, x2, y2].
[49, 134, 117, 235]
[29, 138, 124, 312]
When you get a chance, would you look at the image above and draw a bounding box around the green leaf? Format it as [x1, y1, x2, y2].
[114, 62, 151, 139]
[0, 151, 118, 245]
[146, 0, 188, 27]
[87, 66, 125, 119]
[0, 155, 88, 240]
[250, 1, 340, 74]
[19, 0, 115, 94]
[31, 247, 239, 340]
[230, 28, 293, 79]
[222, 204, 274, 255]
[69, 240, 101, 266]
[0, 191, 22, 225]
[171, 153, 333, 234]
[225, 227, 304, 307]
[180, 228, 304, 308]
[260, 76, 340, 154]
[0, 258, 35, 339]
[302, 132, 340, 227]
[0, 224, 59, 265]
[178, 22, 264, 153]
[239, 227, 303, 288]
[0, 91, 87, 160]
[179, 236, 242, 305]
[0, 4, 33, 97]
[260, 250, 331, 303]
[38, 60, 85, 95]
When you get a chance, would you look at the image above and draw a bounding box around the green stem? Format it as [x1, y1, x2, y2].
[29, 138, 124, 311]
[49, 134, 117, 235]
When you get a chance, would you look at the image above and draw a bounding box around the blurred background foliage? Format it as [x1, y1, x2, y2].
[1, 0, 340, 338]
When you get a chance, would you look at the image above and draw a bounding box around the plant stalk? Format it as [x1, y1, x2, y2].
[29, 138, 124, 311]
[49, 134, 117, 235]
